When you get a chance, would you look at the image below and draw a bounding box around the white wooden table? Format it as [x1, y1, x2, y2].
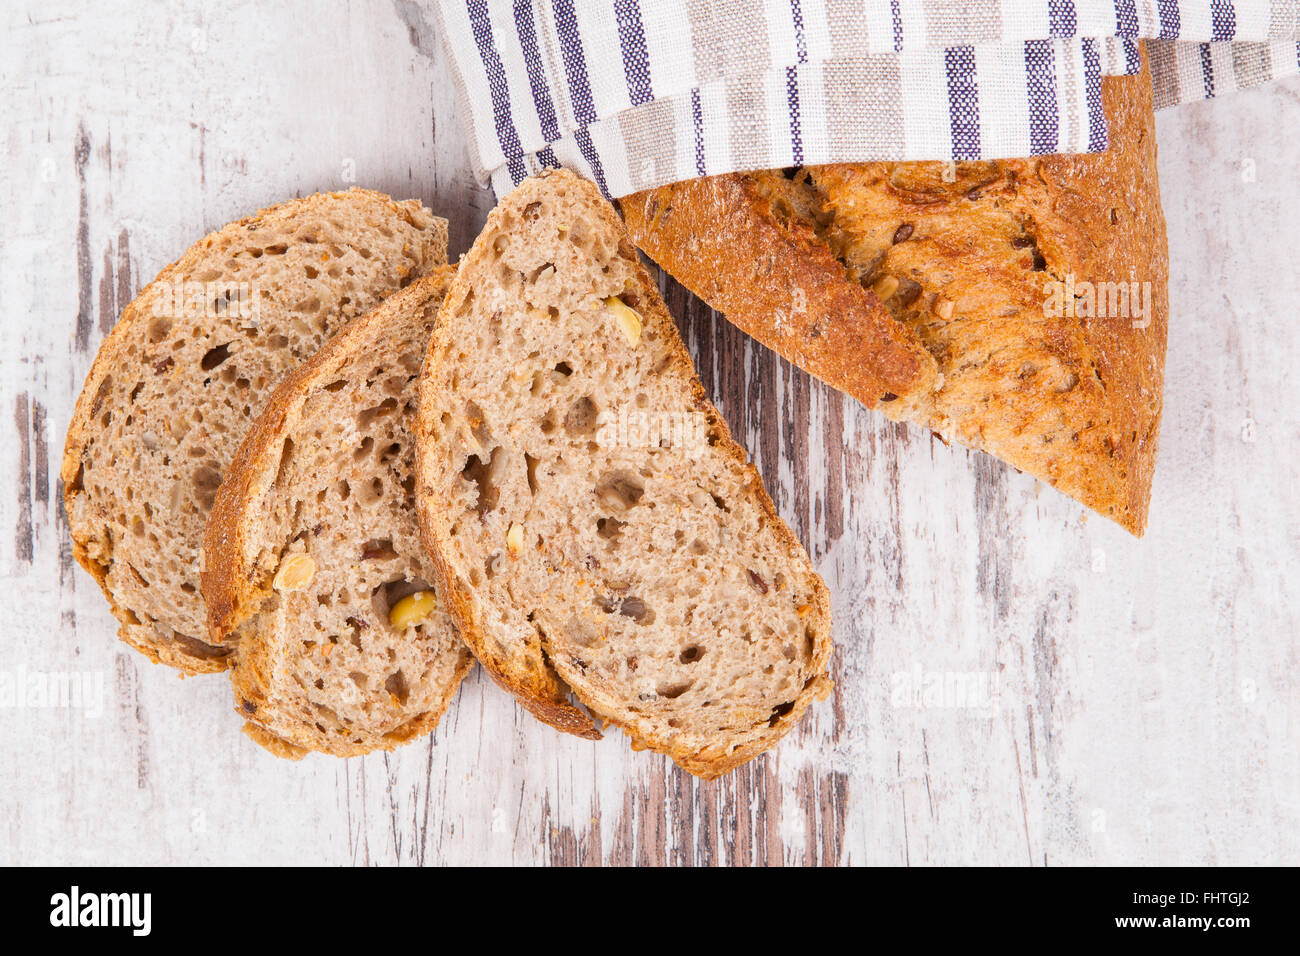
[2, 1, 1296, 866]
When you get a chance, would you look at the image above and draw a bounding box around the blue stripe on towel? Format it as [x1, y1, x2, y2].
[513, 0, 560, 143]
[1115, 0, 1138, 38]
[553, 0, 598, 124]
[1210, 0, 1236, 42]
[1082, 37, 1107, 151]
[574, 128, 609, 196]
[691, 87, 706, 176]
[552, 0, 609, 191]
[1157, 0, 1180, 39]
[1048, 0, 1076, 38]
[786, 65, 804, 165]
[537, 145, 562, 170]
[945, 46, 981, 161]
[614, 0, 654, 106]
[790, 0, 809, 62]
[467, 0, 526, 184]
[1024, 39, 1058, 155]
[1122, 38, 1142, 75]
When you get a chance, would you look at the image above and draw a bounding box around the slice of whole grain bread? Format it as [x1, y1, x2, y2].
[203, 269, 473, 757]
[414, 169, 832, 778]
[61, 189, 447, 673]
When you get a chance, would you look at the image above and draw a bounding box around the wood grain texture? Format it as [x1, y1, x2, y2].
[1, 0, 1296, 866]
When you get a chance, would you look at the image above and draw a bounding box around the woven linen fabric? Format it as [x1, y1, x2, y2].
[430, 1, 1300, 198]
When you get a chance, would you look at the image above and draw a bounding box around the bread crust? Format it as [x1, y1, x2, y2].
[203, 269, 475, 757]
[241, 722, 309, 760]
[415, 169, 833, 777]
[623, 55, 1168, 535]
[620, 171, 940, 407]
[61, 188, 446, 673]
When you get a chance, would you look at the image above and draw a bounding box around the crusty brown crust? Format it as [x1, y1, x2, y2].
[415, 168, 834, 776]
[621, 171, 940, 408]
[241, 721, 309, 760]
[203, 268, 475, 758]
[623, 54, 1168, 536]
[61, 188, 447, 673]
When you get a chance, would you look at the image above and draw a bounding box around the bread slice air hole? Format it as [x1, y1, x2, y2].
[356, 476, 384, 506]
[147, 317, 172, 343]
[384, 671, 409, 705]
[192, 465, 222, 509]
[563, 396, 598, 436]
[657, 680, 693, 700]
[769, 701, 796, 726]
[357, 397, 398, 429]
[361, 539, 396, 561]
[525, 454, 541, 494]
[273, 438, 296, 485]
[465, 400, 492, 445]
[595, 470, 644, 511]
[462, 447, 504, 519]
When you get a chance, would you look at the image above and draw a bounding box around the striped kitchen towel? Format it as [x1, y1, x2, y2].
[430, 1, 1300, 198]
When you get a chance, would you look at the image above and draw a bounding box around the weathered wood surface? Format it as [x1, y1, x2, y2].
[1, 1, 1296, 866]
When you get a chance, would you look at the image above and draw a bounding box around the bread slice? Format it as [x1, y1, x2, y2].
[61, 189, 447, 673]
[414, 169, 832, 778]
[202, 269, 474, 757]
[623, 59, 1168, 535]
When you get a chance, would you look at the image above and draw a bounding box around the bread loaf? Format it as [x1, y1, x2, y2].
[623, 59, 1168, 535]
